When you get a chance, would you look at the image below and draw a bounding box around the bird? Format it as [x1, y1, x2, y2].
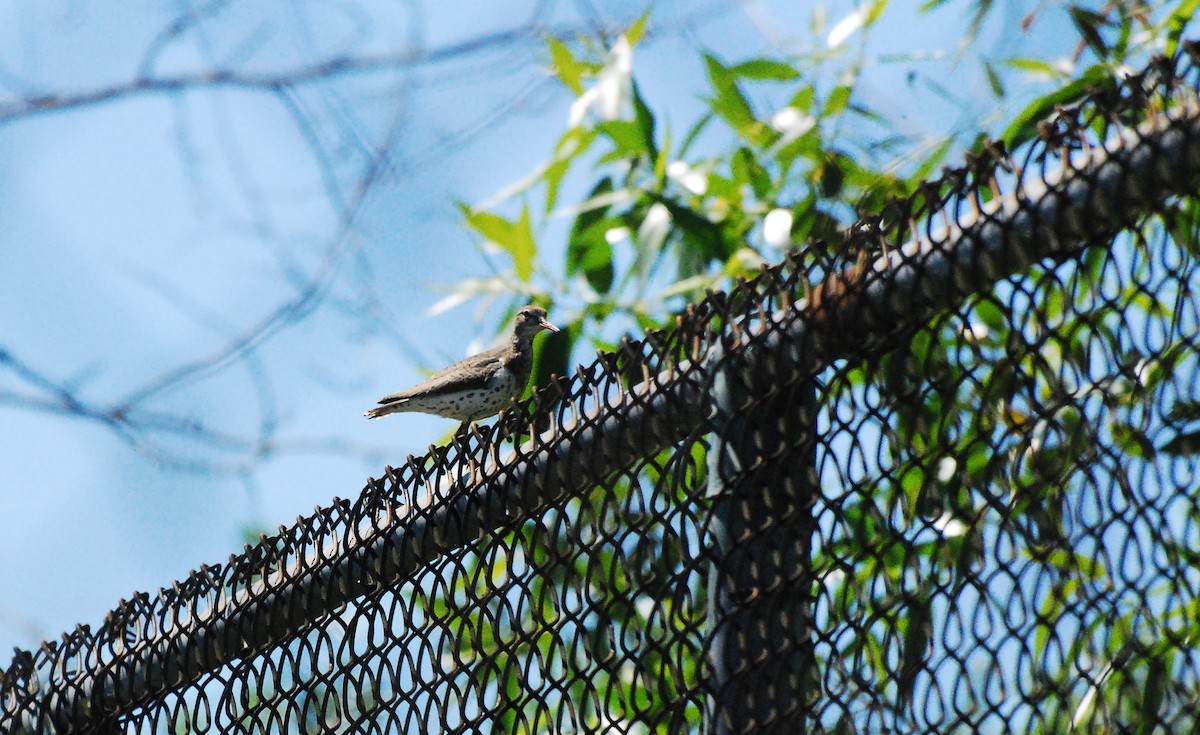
[365, 305, 559, 425]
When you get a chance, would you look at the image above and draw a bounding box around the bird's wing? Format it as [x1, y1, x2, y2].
[375, 347, 506, 405]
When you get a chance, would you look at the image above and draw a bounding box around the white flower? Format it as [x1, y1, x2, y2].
[568, 36, 632, 127]
[960, 321, 989, 344]
[762, 208, 794, 248]
[827, 9, 865, 48]
[637, 203, 671, 251]
[635, 596, 656, 621]
[768, 107, 816, 152]
[935, 457, 957, 483]
[932, 513, 967, 538]
[1134, 357, 1154, 386]
[820, 568, 845, 591]
[666, 160, 708, 195]
[604, 226, 630, 245]
[1072, 663, 1113, 729]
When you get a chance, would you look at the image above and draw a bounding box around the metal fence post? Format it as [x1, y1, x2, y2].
[705, 346, 819, 735]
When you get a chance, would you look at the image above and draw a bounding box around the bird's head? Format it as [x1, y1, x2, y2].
[513, 305, 559, 340]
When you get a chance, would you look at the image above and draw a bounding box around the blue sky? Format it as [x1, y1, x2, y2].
[0, 0, 1076, 657]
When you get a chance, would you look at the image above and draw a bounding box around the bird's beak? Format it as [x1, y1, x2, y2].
[540, 318, 560, 333]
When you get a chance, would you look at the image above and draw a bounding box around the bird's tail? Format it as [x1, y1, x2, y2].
[364, 401, 405, 420]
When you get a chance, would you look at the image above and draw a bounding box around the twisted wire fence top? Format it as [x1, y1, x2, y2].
[3, 43, 1200, 734]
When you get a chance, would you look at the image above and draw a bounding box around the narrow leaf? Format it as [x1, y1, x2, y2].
[823, 85, 852, 116]
[1000, 68, 1112, 147]
[567, 178, 617, 293]
[983, 60, 1005, 98]
[1138, 652, 1168, 735]
[460, 206, 517, 247]
[731, 58, 800, 81]
[631, 80, 658, 161]
[626, 11, 650, 46]
[512, 206, 537, 282]
[1166, 0, 1200, 55]
[1161, 431, 1200, 456]
[1068, 6, 1109, 58]
[547, 37, 584, 94]
[460, 205, 536, 282]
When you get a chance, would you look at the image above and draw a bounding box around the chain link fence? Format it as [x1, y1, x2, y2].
[4, 44, 1200, 735]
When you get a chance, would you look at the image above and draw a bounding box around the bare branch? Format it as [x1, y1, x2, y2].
[0, 3, 740, 476]
[0, 26, 547, 126]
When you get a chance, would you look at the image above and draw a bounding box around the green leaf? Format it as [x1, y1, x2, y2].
[1166, 398, 1200, 423]
[482, 127, 594, 216]
[531, 322, 574, 400]
[545, 128, 597, 213]
[816, 156, 844, 198]
[1005, 57, 1063, 78]
[899, 596, 931, 704]
[789, 85, 815, 112]
[631, 80, 659, 161]
[548, 37, 584, 95]
[596, 120, 647, 156]
[626, 10, 650, 46]
[899, 465, 925, 510]
[704, 52, 735, 91]
[1112, 422, 1155, 458]
[460, 204, 537, 281]
[655, 125, 671, 182]
[705, 53, 766, 142]
[510, 206, 537, 282]
[982, 60, 1005, 98]
[708, 85, 755, 129]
[1000, 67, 1113, 147]
[732, 147, 772, 199]
[1069, 6, 1109, 59]
[1138, 652, 1168, 735]
[1069, 549, 1107, 580]
[678, 111, 714, 158]
[1165, 0, 1200, 56]
[973, 298, 1008, 336]
[658, 196, 737, 264]
[460, 205, 513, 245]
[864, 0, 890, 25]
[567, 178, 617, 293]
[960, 0, 995, 48]
[913, 136, 955, 182]
[823, 85, 852, 117]
[730, 58, 800, 81]
[1161, 431, 1200, 457]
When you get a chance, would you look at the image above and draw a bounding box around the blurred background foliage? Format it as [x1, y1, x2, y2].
[448, 0, 1199, 395]
[429, 5, 1200, 730]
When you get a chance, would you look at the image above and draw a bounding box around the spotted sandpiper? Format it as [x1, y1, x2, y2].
[365, 305, 559, 425]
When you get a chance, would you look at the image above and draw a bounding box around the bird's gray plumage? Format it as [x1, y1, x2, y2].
[365, 305, 557, 423]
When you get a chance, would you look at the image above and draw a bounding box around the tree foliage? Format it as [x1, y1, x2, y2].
[430, 2, 1200, 731]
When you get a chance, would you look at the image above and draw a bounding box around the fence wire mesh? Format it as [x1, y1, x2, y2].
[5, 44, 1200, 735]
